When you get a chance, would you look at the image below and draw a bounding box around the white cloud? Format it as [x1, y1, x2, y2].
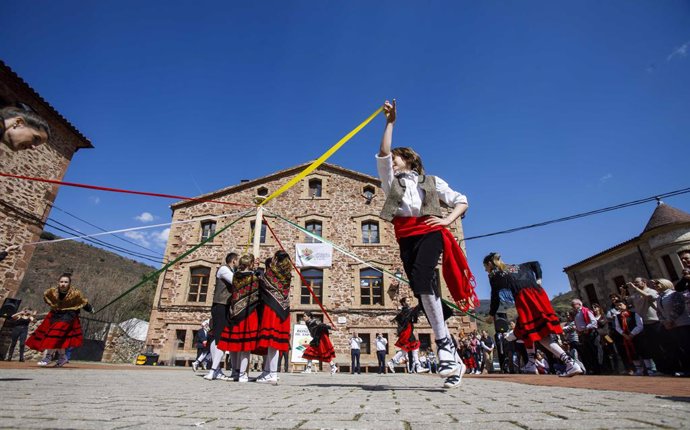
[667, 41, 689, 61]
[123, 228, 170, 250]
[135, 212, 155, 223]
[599, 173, 613, 183]
[124, 231, 151, 247]
[151, 228, 170, 249]
[89, 196, 100, 205]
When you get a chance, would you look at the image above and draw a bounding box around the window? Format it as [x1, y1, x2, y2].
[661, 255, 679, 281]
[360, 333, 371, 354]
[250, 221, 267, 243]
[257, 186, 268, 196]
[363, 185, 375, 204]
[175, 329, 187, 348]
[362, 221, 380, 244]
[305, 220, 323, 243]
[612, 276, 626, 291]
[418, 333, 432, 351]
[200, 221, 216, 242]
[360, 268, 383, 305]
[309, 178, 322, 197]
[188, 267, 211, 302]
[583, 284, 598, 307]
[300, 268, 323, 305]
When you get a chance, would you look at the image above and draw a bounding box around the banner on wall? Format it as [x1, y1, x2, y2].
[295, 243, 333, 267]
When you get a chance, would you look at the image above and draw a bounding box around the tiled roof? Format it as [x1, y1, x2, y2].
[171, 161, 380, 209]
[642, 202, 690, 234]
[564, 202, 690, 272]
[1, 60, 92, 149]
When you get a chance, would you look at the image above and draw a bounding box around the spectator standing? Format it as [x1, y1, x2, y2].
[349, 332, 362, 374]
[191, 320, 211, 372]
[5, 307, 35, 361]
[675, 252, 690, 292]
[375, 333, 388, 374]
[571, 299, 600, 374]
[613, 300, 646, 375]
[627, 278, 660, 375]
[480, 330, 495, 374]
[653, 278, 690, 376]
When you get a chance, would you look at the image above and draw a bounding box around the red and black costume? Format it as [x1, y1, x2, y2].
[26, 287, 92, 351]
[217, 269, 262, 352]
[488, 261, 562, 346]
[393, 304, 422, 352]
[254, 258, 292, 355]
[302, 319, 336, 363]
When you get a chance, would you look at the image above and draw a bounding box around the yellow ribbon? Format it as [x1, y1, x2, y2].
[260, 105, 384, 206]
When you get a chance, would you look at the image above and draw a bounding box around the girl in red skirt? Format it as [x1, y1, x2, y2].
[26, 273, 93, 367]
[254, 250, 293, 384]
[217, 254, 261, 382]
[484, 252, 582, 377]
[387, 297, 429, 374]
[301, 312, 338, 374]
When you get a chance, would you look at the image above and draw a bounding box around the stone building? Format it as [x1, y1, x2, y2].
[563, 202, 690, 308]
[146, 162, 476, 368]
[0, 61, 92, 305]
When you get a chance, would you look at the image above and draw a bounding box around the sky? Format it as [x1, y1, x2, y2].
[2, 1, 689, 299]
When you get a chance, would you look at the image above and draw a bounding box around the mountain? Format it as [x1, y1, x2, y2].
[16, 232, 159, 322]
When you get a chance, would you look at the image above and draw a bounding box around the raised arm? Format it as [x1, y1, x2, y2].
[379, 99, 396, 157]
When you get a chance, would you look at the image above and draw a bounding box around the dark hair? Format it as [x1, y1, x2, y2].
[225, 252, 238, 264]
[391, 147, 424, 174]
[59, 273, 72, 283]
[274, 250, 289, 262]
[399, 297, 408, 306]
[0, 106, 51, 139]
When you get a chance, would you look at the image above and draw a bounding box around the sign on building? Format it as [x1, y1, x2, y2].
[290, 323, 314, 364]
[295, 243, 333, 267]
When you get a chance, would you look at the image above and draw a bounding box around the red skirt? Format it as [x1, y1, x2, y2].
[254, 305, 290, 355]
[462, 356, 477, 369]
[302, 334, 336, 362]
[395, 323, 420, 352]
[513, 287, 563, 343]
[217, 310, 259, 352]
[26, 311, 83, 351]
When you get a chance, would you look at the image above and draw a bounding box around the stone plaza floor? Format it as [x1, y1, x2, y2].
[0, 362, 688, 429]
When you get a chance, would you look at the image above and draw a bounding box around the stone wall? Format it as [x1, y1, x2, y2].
[146, 164, 476, 365]
[102, 325, 146, 364]
[0, 63, 91, 305]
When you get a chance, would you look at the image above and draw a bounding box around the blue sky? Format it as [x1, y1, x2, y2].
[2, 1, 689, 299]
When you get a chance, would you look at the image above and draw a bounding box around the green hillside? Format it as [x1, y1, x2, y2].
[17, 232, 159, 323]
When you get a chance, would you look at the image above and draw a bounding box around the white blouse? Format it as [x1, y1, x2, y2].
[376, 153, 468, 218]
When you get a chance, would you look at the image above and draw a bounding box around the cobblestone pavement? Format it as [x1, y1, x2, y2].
[1, 365, 688, 429]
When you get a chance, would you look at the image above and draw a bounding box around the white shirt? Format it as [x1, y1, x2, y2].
[217, 265, 234, 284]
[376, 153, 467, 217]
[350, 337, 362, 350]
[573, 308, 598, 332]
[375, 336, 388, 351]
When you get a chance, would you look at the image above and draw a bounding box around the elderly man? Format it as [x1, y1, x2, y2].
[571, 299, 599, 374]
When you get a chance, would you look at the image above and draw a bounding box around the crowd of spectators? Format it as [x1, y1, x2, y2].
[493, 251, 690, 377]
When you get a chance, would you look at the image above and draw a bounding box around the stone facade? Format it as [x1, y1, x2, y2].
[564, 203, 690, 309]
[146, 162, 476, 366]
[0, 61, 92, 305]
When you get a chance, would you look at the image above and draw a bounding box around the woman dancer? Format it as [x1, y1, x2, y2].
[301, 312, 338, 374]
[217, 254, 261, 382]
[26, 273, 93, 367]
[254, 250, 293, 384]
[484, 252, 582, 377]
